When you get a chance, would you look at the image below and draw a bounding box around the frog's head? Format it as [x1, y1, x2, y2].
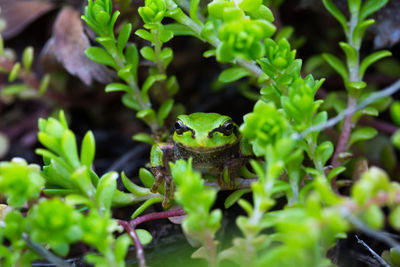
[172, 112, 239, 150]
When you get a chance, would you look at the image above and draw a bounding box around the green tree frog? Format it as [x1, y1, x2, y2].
[150, 112, 252, 207]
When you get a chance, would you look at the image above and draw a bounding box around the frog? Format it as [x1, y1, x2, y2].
[149, 112, 252, 207]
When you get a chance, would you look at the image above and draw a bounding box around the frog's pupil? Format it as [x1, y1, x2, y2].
[174, 122, 181, 130]
[225, 123, 233, 131]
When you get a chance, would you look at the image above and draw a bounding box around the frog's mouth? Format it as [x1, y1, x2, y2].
[174, 139, 240, 153]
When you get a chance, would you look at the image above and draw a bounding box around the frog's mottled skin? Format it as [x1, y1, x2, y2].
[150, 112, 251, 207]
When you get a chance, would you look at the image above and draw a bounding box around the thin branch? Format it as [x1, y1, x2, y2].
[118, 221, 146, 267]
[355, 235, 390, 267]
[130, 208, 186, 226]
[299, 79, 400, 138]
[22, 233, 71, 267]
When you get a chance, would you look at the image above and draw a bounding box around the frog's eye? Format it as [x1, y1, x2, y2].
[221, 120, 235, 135]
[174, 119, 186, 134]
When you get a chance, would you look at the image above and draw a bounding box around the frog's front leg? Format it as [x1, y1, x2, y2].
[150, 143, 174, 207]
[219, 157, 250, 189]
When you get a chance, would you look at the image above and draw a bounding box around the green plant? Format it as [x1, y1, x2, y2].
[1, 0, 400, 266]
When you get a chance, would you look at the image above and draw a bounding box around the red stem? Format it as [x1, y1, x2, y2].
[118, 220, 146, 267]
[130, 208, 186, 226]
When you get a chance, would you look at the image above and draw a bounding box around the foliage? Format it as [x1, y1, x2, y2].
[0, 0, 399, 266]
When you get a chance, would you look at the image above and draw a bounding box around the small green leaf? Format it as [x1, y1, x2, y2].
[348, 0, 361, 16]
[125, 44, 139, 76]
[327, 166, 346, 181]
[189, 0, 201, 25]
[360, 50, 392, 78]
[322, 0, 349, 33]
[71, 166, 96, 198]
[315, 141, 334, 166]
[158, 28, 174, 43]
[390, 102, 400, 126]
[389, 206, 400, 230]
[347, 81, 367, 91]
[117, 23, 132, 55]
[62, 130, 80, 169]
[392, 130, 400, 150]
[135, 29, 154, 42]
[139, 168, 155, 188]
[132, 133, 155, 145]
[164, 23, 195, 36]
[121, 172, 150, 196]
[218, 67, 250, 83]
[322, 53, 348, 82]
[114, 234, 131, 263]
[122, 94, 141, 111]
[140, 46, 156, 61]
[360, 0, 388, 20]
[158, 99, 174, 125]
[353, 19, 375, 48]
[348, 127, 378, 146]
[339, 42, 358, 69]
[224, 189, 251, 209]
[141, 74, 166, 98]
[22, 46, 34, 71]
[105, 83, 131, 93]
[136, 229, 153, 245]
[80, 131, 95, 168]
[203, 49, 216, 58]
[96, 37, 115, 53]
[160, 47, 173, 67]
[137, 109, 157, 126]
[237, 199, 253, 216]
[39, 74, 51, 95]
[130, 197, 163, 218]
[95, 172, 118, 211]
[9, 63, 21, 82]
[85, 47, 117, 69]
[1, 84, 29, 96]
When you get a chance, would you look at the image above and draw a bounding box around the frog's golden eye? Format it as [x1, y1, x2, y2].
[208, 120, 236, 137]
[174, 119, 186, 134]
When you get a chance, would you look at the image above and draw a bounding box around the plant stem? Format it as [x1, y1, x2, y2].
[130, 208, 186, 226]
[118, 221, 146, 267]
[331, 11, 360, 172]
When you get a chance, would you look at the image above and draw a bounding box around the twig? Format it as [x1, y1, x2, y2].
[299, 79, 400, 137]
[355, 235, 390, 267]
[22, 233, 71, 267]
[346, 214, 400, 255]
[331, 96, 357, 168]
[130, 208, 186, 226]
[118, 221, 146, 267]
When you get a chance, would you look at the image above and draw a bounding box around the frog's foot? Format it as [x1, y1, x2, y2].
[162, 175, 174, 208]
[150, 167, 165, 193]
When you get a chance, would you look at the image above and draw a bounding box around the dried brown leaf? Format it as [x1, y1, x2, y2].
[41, 6, 112, 85]
[0, 0, 55, 39]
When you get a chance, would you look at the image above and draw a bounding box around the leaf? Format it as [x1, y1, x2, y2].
[117, 23, 132, 55]
[125, 44, 139, 77]
[339, 42, 358, 69]
[136, 109, 157, 126]
[22, 46, 34, 71]
[189, 0, 201, 25]
[85, 47, 117, 69]
[121, 172, 150, 196]
[80, 131, 95, 168]
[105, 83, 131, 93]
[95, 172, 118, 211]
[114, 234, 131, 263]
[140, 46, 156, 61]
[135, 229, 153, 245]
[39, 74, 51, 95]
[71, 166, 96, 198]
[158, 99, 174, 125]
[130, 197, 163, 219]
[122, 94, 141, 111]
[218, 67, 250, 83]
[224, 189, 251, 208]
[315, 141, 334, 167]
[360, 50, 392, 78]
[348, 0, 361, 16]
[160, 47, 173, 67]
[322, 0, 349, 33]
[164, 23, 196, 36]
[1, 84, 29, 96]
[360, 0, 388, 20]
[141, 74, 166, 99]
[322, 53, 348, 82]
[327, 166, 346, 181]
[62, 130, 80, 169]
[135, 29, 154, 42]
[139, 168, 155, 188]
[348, 127, 378, 146]
[9, 63, 20, 82]
[353, 19, 375, 48]
[132, 133, 155, 145]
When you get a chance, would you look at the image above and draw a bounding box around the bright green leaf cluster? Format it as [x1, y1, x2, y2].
[240, 100, 291, 156]
[26, 199, 83, 256]
[207, 0, 276, 62]
[170, 159, 221, 240]
[138, 0, 167, 24]
[0, 158, 45, 208]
